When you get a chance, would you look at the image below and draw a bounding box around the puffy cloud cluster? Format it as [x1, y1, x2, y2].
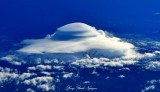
[142, 85, 156, 92]
[63, 73, 74, 79]
[0, 72, 19, 84]
[0, 73, 55, 92]
[71, 56, 137, 68]
[34, 65, 52, 71]
[0, 63, 74, 92]
[24, 76, 55, 91]
[0, 67, 36, 85]
[0, 56, 77, 92]
[141, 79, 160, 92]
[0, 55, 22, 65]
[145, 61, 160, 71]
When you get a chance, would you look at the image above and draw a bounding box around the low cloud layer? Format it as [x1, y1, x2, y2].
[1, 23, 160, 92]
[18, 22, 138, 58]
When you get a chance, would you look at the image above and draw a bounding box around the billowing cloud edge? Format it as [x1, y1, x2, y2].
[17, 22, 140, 59]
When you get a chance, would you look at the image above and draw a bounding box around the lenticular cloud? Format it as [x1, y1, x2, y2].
[18, 22, 138, 58]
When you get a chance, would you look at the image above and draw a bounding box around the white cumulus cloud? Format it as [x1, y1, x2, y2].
[18, 22, 139, 58]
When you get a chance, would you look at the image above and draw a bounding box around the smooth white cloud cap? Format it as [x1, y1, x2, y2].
[18, 22, 138, 58]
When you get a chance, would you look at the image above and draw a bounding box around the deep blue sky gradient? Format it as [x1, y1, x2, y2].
[0, 0, 160, 39]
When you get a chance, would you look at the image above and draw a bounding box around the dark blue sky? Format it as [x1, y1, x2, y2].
[0, 0, 160, 39]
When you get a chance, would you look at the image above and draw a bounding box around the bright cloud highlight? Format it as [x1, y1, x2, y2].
[18, 22, 138, 58]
